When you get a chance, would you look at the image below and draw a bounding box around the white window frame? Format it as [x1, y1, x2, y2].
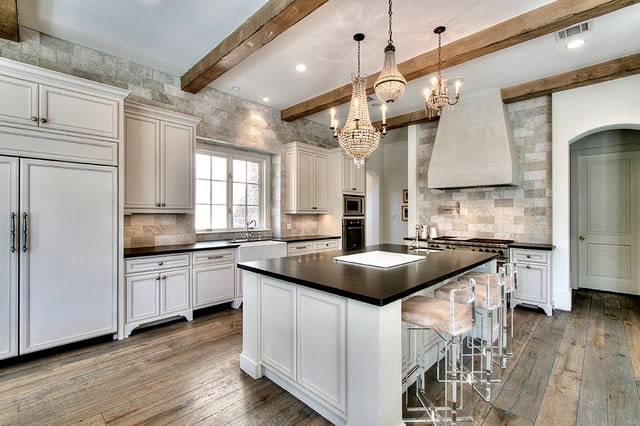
[195, 144, 271, 233]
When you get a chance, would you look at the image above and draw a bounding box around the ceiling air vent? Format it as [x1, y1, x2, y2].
[555, 21, 590, 41]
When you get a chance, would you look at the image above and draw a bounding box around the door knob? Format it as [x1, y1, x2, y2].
[579, 235, 585, 241]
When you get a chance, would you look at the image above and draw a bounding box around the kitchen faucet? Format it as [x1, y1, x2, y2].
[246, 219, 256, 240]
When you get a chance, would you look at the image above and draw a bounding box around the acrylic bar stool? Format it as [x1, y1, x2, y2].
[435, 271, 504, 401]
[401, 279, 476, 424]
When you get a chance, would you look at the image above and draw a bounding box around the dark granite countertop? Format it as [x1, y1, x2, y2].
[270, 235, 341, 243]
[237, 244, 496, 306]
[508, 242, 555, 250]
[124, 241, 239, 258]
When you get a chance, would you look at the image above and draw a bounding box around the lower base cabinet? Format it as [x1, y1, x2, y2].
[192, 249, 236, 309]
[260, 277, 346, 415]
[511, 248, 552, 316]
[125, 254, 192, 337]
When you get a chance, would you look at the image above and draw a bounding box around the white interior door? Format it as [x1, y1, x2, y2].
[0, 156, 18, 360]
[577, 149, 640, 294]
[19, 159, 117, 353]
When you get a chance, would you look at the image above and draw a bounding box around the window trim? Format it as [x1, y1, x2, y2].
[195, 144, 271, 233]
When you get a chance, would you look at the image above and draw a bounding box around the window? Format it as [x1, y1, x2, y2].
[195, 147, 270, 232]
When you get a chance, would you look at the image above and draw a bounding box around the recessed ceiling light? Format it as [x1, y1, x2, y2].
[295, 64, 307, 72]
[232, 86, 240, 91]
[566, 39, 586, 49]
[262, 97, 270, 102]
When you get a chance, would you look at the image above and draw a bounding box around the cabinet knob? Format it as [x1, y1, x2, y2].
[162, 276, 167, 280]
[158, 261, 163, 266]
[39, 117, 47, 123]
[31, 116, 38, 122]
[526, 265, 531, 269]
[161, 202, 166, 207]
[156, 202, 161, 207]
[156, 276, 160, 281]
[526, 255, 531, 258]
[579, 235, 585, 241]
[352, 187, 356, 190]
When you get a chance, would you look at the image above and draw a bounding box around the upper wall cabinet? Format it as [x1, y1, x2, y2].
[0, 70, 120, 141]
[124, 102, 201, 214]
[285, 142, 328, 214]
[341, 155, 365, 195]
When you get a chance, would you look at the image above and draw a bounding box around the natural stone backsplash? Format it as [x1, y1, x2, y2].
[124, 214, 196, 248]
[416, 96, 552, 244]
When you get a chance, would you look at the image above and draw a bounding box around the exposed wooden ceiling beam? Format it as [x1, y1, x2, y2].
[281, 0, 639, 122]
[502, 54, 640, 103]
[182, 0, 329, 94]
[372, 110, 438, 132]
[0, 0, 19, 42]
[376, 54, 640, 131]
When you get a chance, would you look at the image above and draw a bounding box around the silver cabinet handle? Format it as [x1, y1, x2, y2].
[10, 212, 16, 253]
[22, 212, 27, 252]
[39, 117, 47, 123]
[206, 256, 225, 260]
[30, 116, 38, 122]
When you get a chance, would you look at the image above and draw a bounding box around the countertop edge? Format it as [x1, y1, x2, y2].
[124, 242, 239, 258]
[507, 243, 555, 250]
[270, 235, 341, 243]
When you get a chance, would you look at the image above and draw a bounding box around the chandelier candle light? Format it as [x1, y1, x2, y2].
[331, 33, 386, 167]
[425, 26, 461, 117]
[374, 0, 406, 103]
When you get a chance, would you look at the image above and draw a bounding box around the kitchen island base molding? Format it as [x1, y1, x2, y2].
[240, 271, 403, 426]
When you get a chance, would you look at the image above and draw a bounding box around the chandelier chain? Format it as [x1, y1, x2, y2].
[357, 38, 361, 74]
[387, 0, 393, 45]
[437, 31, 442, 78]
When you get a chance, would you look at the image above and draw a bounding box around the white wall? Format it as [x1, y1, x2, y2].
[367, 128, 408, 244]
[552, 75, 640, 311]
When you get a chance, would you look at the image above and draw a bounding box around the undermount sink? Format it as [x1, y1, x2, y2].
[236, 240, 287, 262]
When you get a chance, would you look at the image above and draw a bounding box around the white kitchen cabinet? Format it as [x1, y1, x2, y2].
[288, 238, 341, 257]
[20, 159, 118, 354]
[124, 102, 200, 214]
[0, 73, 120, 140]
[284, 142, 328, 214]
[125, 254, 193, 337]
[261, 277, 297, 380]
[297, 287, 347, 413]
[192, 249, 236, 309]
[0, 157, 18, 360]
[511, 248, 552, 316]
[341, 155, 365, 195]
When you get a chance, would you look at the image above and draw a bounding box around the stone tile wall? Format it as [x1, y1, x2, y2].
[1, 26, 336, 247]
[416, 96, 552, 243]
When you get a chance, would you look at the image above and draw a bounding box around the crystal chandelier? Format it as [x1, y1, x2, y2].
[331, 33, 386, 167]
[425, 26, 460, 117]
[374, 0, 406, 103]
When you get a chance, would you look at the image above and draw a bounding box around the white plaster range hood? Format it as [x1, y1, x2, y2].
[427, 89, 520, 189]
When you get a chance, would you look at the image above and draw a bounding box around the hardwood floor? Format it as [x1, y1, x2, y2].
[0, 289, 638, 425]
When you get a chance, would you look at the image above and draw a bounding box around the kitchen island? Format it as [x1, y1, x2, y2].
[237, 244, 496, 426]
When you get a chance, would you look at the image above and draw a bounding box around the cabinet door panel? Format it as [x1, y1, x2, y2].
[161, 121, 193, 210]
[161, 269, 190, 315]
[0, 157, 18, 360]
[341, 156, 353, 192]
[39, 84, 119, 139]
[515, 263, 547, 304]
[297, 151, 315, 211]
[352, 161, 365, 194]
[192, 264, 235, 308]
[261, 278, 296, 379]
[314, 154, 328, 211]
[127, 274, 160, 322]
[0, 75, 38, 127]
[125, 114, 161, 209]
[19, 159, 117, 354]
[298, 288, 346, 412]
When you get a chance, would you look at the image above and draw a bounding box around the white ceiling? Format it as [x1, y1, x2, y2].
[16, 0, 640, 125]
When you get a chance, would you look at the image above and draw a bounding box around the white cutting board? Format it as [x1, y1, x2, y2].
[334, 251, 425, 268]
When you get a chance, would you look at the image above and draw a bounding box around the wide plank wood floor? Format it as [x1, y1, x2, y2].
[1, 289, 638, 425]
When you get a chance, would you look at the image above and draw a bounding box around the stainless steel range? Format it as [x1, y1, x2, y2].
[428, 236, 513, 271]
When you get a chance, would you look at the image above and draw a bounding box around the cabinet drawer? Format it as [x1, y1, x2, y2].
[192, 249, 235, 266]
[126, 254, 191, 274]
[288, 242, 314, 256]
[512, 249, 549, 264]
[313, 239, 340, 252]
